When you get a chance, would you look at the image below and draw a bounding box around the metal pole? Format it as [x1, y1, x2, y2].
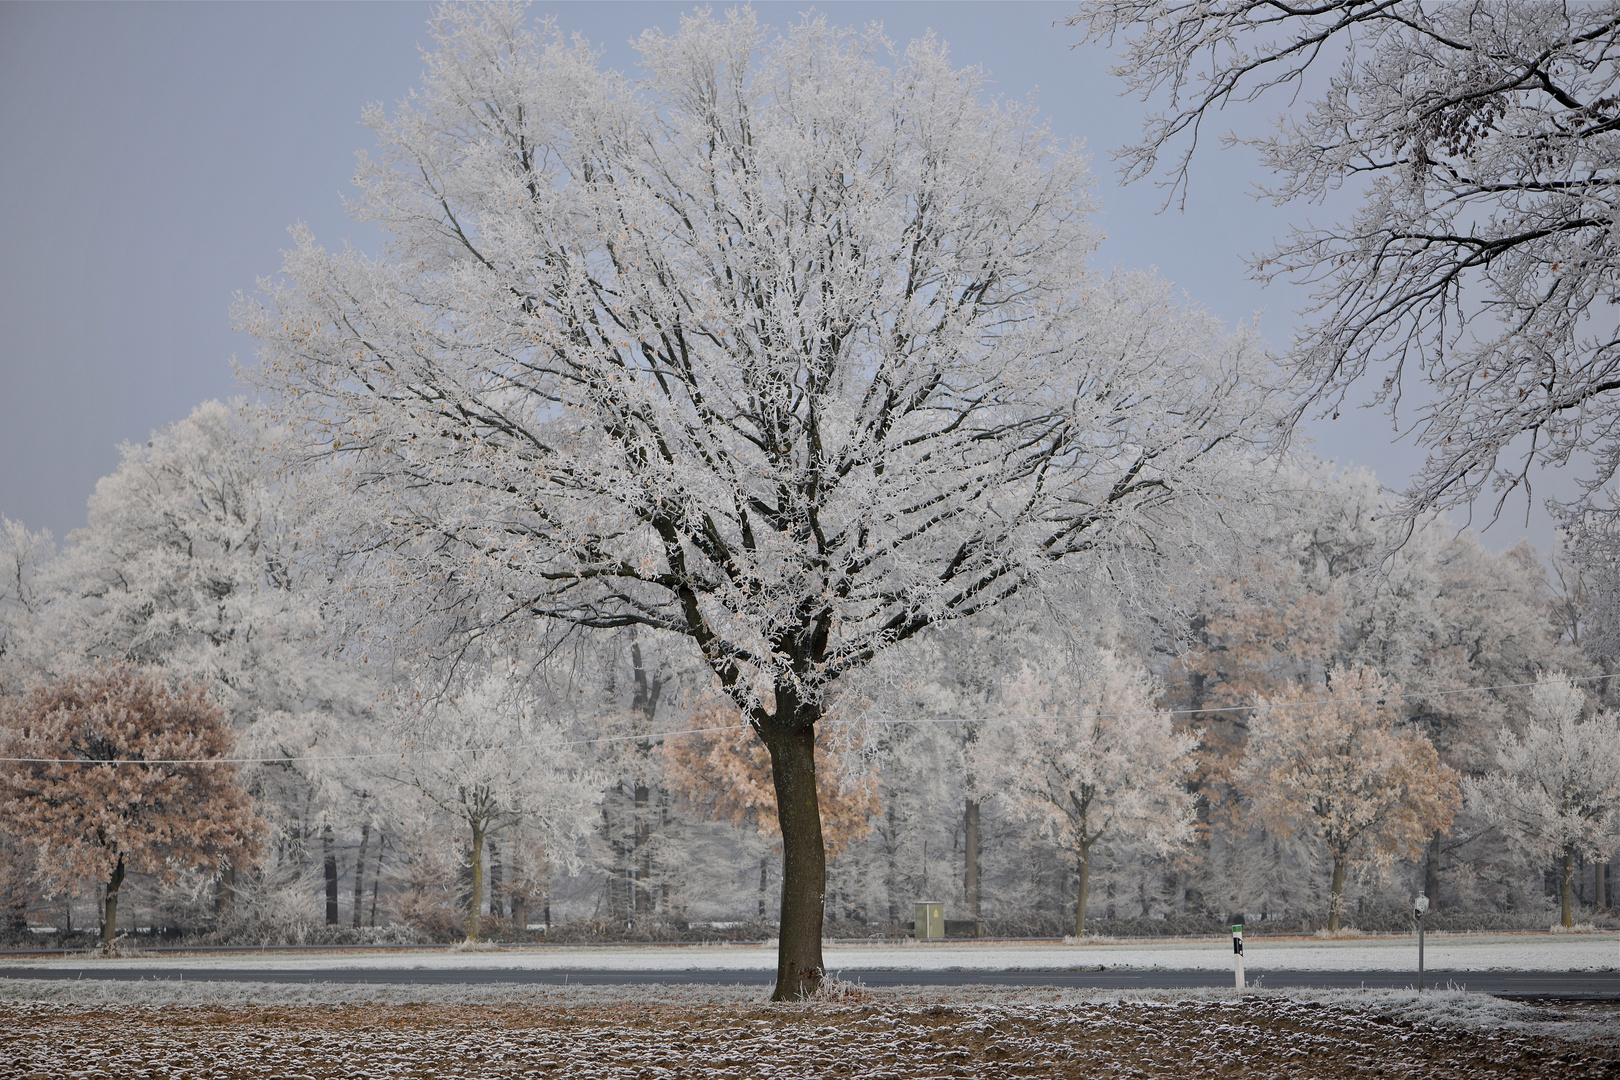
[1413, 893, 1429, 992]
[1232, 923, 1244, 990]
[1417, 913, 1425, 992]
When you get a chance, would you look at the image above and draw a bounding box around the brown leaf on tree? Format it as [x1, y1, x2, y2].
[0, 662, 266, 944]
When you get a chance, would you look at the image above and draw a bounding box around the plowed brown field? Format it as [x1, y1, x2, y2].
[3, 997, 1616, 1079]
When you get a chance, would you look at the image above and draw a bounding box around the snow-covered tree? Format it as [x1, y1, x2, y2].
[0, 664, 265, 946]
[1238, 666, 1460, 931]
[1073, 3, 1620, 530]
[378, 665, 599, 941]
[240, 4, 1278, 996]
[980, 645, 1200, 937]
[1466, 673, 1620, 928]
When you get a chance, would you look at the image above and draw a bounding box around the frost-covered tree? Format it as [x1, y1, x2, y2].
[14, 400, 385, 925]
[1466, 673, 1620, 928]
[379, 665, 598, 941]
[0, 664, 264, 946]
[17, 401, 358, 723]
[1238, 666, 1460, 931]
[0, 519, 51, 678]
[1073, 3, 1620, 531]
[980, 645, 1200, 937]
[239, 4, 1278, 996]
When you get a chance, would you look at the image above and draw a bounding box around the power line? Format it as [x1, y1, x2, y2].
[2, 671, 1615, 768]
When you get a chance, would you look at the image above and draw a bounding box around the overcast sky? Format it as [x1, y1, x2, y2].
[0, 1, 1567, 552]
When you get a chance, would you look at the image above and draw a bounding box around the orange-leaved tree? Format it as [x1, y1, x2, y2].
[0, 664, 264, 946]
[659, 695, 879, 866]
[1236, 666, 1459, 932]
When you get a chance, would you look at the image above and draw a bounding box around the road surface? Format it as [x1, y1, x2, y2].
[3, 966, 1614, 997]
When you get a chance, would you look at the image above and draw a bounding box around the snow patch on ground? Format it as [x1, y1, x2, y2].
[3, 931, 1613, 973]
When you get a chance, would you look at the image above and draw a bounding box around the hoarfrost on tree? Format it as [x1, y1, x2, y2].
[239, 2, 1279, 996]
[1465, 673, 1620, 928]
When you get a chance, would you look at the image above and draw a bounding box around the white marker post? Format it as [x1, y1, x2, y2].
[1414, 894, 1429, 991]
[1232, 923, 1244, 990]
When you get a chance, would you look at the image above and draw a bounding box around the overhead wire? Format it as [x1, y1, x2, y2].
[1, 671, 1615, 768]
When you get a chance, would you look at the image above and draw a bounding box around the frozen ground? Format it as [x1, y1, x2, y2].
[1, 987, 1615, 1079]
[3, 931, 1614, 974]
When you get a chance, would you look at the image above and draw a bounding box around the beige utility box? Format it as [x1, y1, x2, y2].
[913, 901, 944, 940]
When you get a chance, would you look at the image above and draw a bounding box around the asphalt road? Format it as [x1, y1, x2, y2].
[2, 967, 1615, 997]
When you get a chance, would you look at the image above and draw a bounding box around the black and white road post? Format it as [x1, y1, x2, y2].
[1232, 923, 1244, 990]
[1414, 894, 1429, 991]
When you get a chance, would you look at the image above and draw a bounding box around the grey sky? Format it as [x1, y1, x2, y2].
[0, 1, 1563, 551]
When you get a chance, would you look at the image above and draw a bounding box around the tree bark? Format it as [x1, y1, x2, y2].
[1327, 857, 1347, 933]
[468, 821, 486, 942]
[101, 853, 125, 949]
[760, 717, 825, 1001]
[323, 826, 338, 926]
[1424, 833, 1441, 910]
[1561, 846, 1575, 928]
[964, 798, 981, 921]
[1598, 861, 1609, 910]
[352, 823, 370, 929]
[512, 894, 527, 932]
[1074, 847, 1091, 939]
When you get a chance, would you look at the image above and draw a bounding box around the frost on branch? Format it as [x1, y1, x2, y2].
[1465, 673, 1620, 928]
[238, 1, 1276, 997]
[1074, 2, 1620, 531]
[978, 643, 1200, 938]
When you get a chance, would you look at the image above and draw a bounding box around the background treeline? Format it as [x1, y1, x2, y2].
[0, 401, 1615, 946]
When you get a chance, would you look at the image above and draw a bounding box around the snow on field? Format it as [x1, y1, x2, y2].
[1, 991, 1614, 1079]
[3, 932, 1614, 974]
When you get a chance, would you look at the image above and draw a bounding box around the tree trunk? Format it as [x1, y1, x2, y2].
[964, 798, 981, 921]
[352, 824, 370, 929]
[1561, 846, 1575, 928]
[322, 826, 338, 926]
[512, 894, 527, 932]
[1598, 861, 1610, 910]
[101, 854, 125, 948]
[369, 834, 384, 928]
[1424, 833, 1442, 910]
[215, 863, 235, 922]
[489, 839, 503, 921]
[760, 717, 825, 1001]
[634, 782, 653, 916]
[468, 821, 486, 942]
[884, 802, 900, 925]
[1327, 857, 1347, 933]
[1074, 847, 1091, 939]
[758, 855, 770, 919]
[603, 801, 630, 919]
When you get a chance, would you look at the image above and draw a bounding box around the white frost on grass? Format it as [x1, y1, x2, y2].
[1, 977, 1614, 1046]
[3, 932, 1614, 973]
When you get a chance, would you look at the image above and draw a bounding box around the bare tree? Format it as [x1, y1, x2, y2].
[1073, 3, 1620, 527]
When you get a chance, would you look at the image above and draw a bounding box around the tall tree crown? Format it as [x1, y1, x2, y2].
[241, 2, 1276, 724]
